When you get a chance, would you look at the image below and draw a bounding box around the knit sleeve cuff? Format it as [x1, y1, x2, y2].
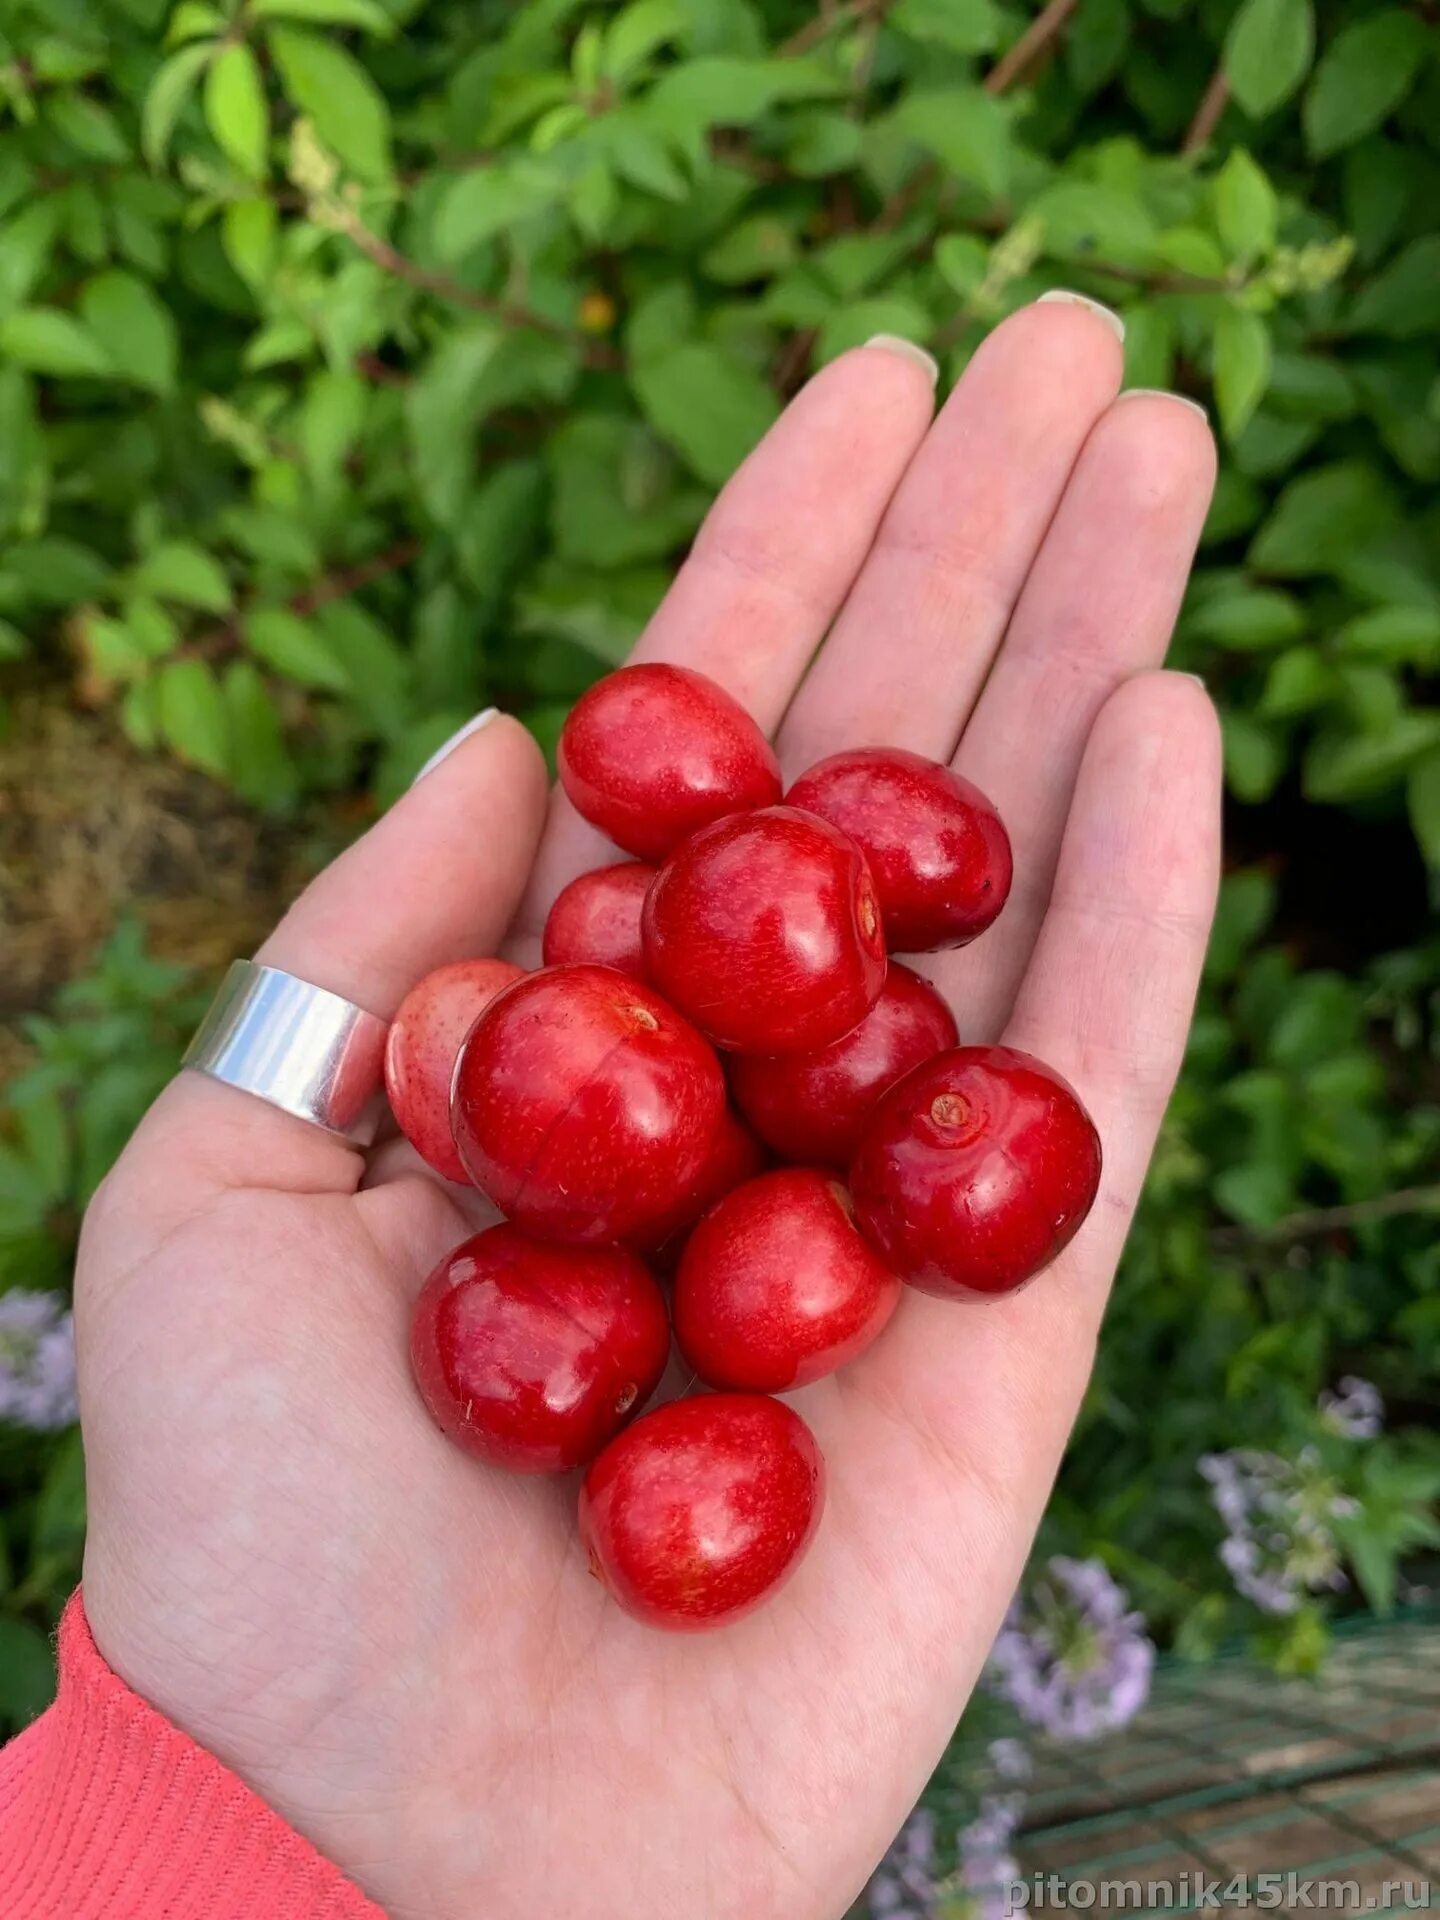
[0, 1592, 386, 1919]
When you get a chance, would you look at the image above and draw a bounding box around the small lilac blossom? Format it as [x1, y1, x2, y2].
[0, 1290, 78, 1431]
[869, 1808, 938, 1918]
[987, 1738, 1032, 1782]
[1319, 1376, 1384, 1440]
[1201, 1449, 1351, 1615]
[986, 1556, 1155, 1742]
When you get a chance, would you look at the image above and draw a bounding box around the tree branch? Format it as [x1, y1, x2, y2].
[1182, 69, 1230, 156]
[187, 540, 422, 665]
[985, 0, 1081, 94]
[1212, 1185, 1440, 1247]
[333, 209, 621, 370]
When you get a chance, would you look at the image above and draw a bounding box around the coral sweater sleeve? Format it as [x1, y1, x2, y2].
[0, 1593, 386, 1919]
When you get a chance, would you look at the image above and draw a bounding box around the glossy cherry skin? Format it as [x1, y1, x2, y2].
[452, 965, 725, 1245]
[674, 1169, 900, 1391]
[850, 1045, 1101, 1299]
[642, 805, 887, 1053]
[639, 1106, 768, 1271]
[558, 664, 782, 861]
[409, 1226, 670, 1473]
[787, 747, 1012, 952]
[542, 861, 655, 977]
[729, 962, 958, 1168]
[579, 1394, 825, 1632]
[384, 958, 525, 1182]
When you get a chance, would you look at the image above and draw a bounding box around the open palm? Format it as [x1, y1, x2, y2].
[76, 301, 1221, 1920]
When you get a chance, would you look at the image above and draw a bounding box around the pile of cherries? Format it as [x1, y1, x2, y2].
[385, 665, 1101, 1633]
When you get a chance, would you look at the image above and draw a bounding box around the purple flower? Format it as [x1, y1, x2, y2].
[1201, 1448, 1350, 1615]
[868, 1808, 938, 1918]
[0, 1290, 78, 1431]
[1319, 1376, 1384, 1439]
[985, 1556, 1155, 1742]
[987, 1738, 1031, 1782]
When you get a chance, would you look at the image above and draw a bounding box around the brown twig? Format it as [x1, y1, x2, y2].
[187, 540, 422, 665]
[781, 0, 865, 55]
[334, 211, 621, 369]
[985, 0, 1081, 94]
[1212, 1185, 1440, 1247]
[1182, 68, 1230, 156]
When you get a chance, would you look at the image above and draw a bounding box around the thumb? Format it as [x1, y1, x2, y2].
[115, 710, 549, 1201]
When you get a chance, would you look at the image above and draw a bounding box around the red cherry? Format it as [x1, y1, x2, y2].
[674, 1169, 900, 1391]
[579, 1394, 825, 1631]
[642, 805, 887, 1053]
[558, 664, 782, 861]
[729, 962, 958, 1168]
[639, 1106, 768, 1272]
[452, 964, 725, 1245]
[410, 1226, 670, 1473]
[384, 958, 525, 1182]
[542, 862, 655, 977]
[787, 747, 1012, 952]
[849, 1045, 1101, 1298]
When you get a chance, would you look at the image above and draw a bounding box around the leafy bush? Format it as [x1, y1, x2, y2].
[2, 0, 1438, 1726]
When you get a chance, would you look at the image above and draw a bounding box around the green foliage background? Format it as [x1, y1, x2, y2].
[1, 0, 1438, 1731]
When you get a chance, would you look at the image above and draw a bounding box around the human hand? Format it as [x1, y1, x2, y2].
[77, 299, 1220, 1920]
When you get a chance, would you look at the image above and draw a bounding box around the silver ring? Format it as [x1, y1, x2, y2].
[182, 960, 389, 1145]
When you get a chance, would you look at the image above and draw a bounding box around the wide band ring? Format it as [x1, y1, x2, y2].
[182, 960, 389, 1145]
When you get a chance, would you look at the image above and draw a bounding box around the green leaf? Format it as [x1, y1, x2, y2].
[250, 0, 394, 33]
[1334, 605, 1440, 665]
[817, 297, 933, 363]
[78, 271, 178, 394]
[1025, 181, 1156, 268]
[221, 197, 277, 290]
[1188, 586, 1305, 651]
[1212, 305, 1272, 442]
[1222, 709, 1286, 802]
[1349, 237, 1440, 341]
[1213, 149, 1277, 262]
[1259, 645, 1333, 718]
[46, 90, 131, 162]
[404, 323, 504, 527]
[156, 657, 230, 775]
[143, 42, 214, 169]
[268, 26, 391, 181]
[1303, 11, 1426, 158]
[6, 538, 111, 603]
[245, 605, 352, 691]
[890, 0, 999, 53]
[603, 0, 682, 81]
[167, 2, 225, 44]
[205, 41, 268, 181]
[0, 200, 61, 324]
[1304, 713, 1440, 803]
[1224, 0, 1314, 119]
[0, 307, 112, 378]
[632, 341, 779, 486]
[132, 539, 232, 611]
[1249, 461, 1398, 577]
[0, 1619, 56, 1726]
[548, 416, 701, 568]
[1408, 752, 1440, 868]
[434, 162, 564, 259]
[894, 88, 1011, 198]
[223, 659, 298, 808]
[299, 368, 366, 492]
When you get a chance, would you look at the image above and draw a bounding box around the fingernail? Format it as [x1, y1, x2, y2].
[1177, 672, 1207, 688]
[411, 709, 499, 785]
[864, 334, 940, 384]
[1037, 289, 1126, 342]
[1120, 387, 1210, 422]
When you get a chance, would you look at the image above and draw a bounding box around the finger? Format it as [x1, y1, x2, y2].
[934, 390, 1216, 1037]
[511, 343, 938, 947]
[125, 714, 550, 1198]
[776, 297, 1126, 773]
[854, 670, 1221, 1513]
